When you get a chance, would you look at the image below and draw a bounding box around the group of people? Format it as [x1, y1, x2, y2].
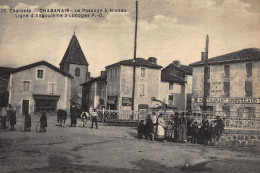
[0, 104, 17, 130]
[0, 104, 47, 132]
[56, 104, 99, 129]
[138, 111, 225, 145]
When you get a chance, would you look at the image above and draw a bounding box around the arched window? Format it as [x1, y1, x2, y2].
[75, 68, 80, 76]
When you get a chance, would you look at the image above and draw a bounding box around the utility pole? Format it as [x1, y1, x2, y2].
[131, 1, 138, 112]
[203, 35, 209, 111]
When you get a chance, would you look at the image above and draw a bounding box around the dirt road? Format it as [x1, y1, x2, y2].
[0, 116, 259, 173]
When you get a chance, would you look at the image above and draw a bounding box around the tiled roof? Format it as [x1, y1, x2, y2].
[60, 34, 89, 66]
[190, 48, 260, 66]
[81, 75, 106, 86]
[161, 62, 192, 83]
[106, 58, 162, 69]
[161, 73, 186, 83]
[12, 61, 73, 79]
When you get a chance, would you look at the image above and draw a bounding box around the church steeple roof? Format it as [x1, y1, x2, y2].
[60, 34, 89, 66]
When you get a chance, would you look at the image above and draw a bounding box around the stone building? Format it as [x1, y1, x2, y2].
[160, 60, 192, 110]
[81, 71, 107, 111]
[105, 57, 162, 111]
[190, 48, 260, 118]
[59, 33, 89, 99]
[8, 61, 73, 115]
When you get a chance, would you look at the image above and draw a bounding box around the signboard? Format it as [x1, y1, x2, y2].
[195, 97, 260, 104]
[122, 97, 132, 106]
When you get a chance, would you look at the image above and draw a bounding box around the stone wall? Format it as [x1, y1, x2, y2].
[216, 129, 260, 147]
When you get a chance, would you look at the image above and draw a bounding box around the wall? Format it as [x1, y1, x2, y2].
[118, 66, 161, 111]
[9, 65, 71, 115]
[69, 64, 87, 97]
[159, 81, 185, 110]
[192, 61, 260, 115]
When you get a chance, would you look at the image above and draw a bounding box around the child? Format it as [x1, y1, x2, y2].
[24, 113, 31, 132]
[137, 120, 145, 139]
[40, 112, 47, 132]
[80, 111, 89, 128]
[190, 121, 199, 143]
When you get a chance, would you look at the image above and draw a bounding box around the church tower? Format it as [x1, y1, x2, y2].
[60, 33, 89, 99]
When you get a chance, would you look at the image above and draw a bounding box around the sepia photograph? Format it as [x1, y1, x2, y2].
[0, 0, 259, 172]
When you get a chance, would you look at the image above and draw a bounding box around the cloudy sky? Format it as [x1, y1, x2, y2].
[0, 0, 259, 76]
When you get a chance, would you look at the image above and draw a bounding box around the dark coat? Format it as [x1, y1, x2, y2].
[9, 110, 16, 125]
[70, 106, 77, 124]
[40, 114, 47, 127]
[25, 114, 31, 128]
[145, 118, 154, 134]
[138, 123, 145, 135]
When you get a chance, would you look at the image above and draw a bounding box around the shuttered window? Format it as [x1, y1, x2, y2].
[223, 82, 230, 97]
[246, 63, 252, 77]
[245, 81, 252, 97]
[224, 65, 230, 77]
[138, 82, 147, 97]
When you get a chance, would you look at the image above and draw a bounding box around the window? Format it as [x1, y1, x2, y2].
[48, 83, 56, 94]
[246, 63, 252, 77]
[168, 95, 173, 104]
[244, 107, 255, 119]
[245, 81, 252, 97]
[23, 81, 30, 92]
[114, 67, 117, 77]
[138, 82, 147, 97]
[141, 68, 146, 78]
[37, 70, 43, 79]
[110, 68, 112, 79]
[223, 82, 230, 97]
[222, 106, 230, 118]
[169, 82, 174, 90]
[224, 64, 230, 77]
[75, 68, 80, 76]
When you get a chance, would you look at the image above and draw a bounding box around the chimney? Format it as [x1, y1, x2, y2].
[100, 71, 106, 77]
[148, 57, 157, 64]
[201, 52, 205, 61]
[173, 60, 180, 67]
[86, 72, 91, 81]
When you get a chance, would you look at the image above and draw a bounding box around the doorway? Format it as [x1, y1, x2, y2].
[22, 100, 29, 115]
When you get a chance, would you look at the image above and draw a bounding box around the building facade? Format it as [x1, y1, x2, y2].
[81, 71, 106, 111]
[190, 48, 260, 118]
[59, 34, 89, 99]
[8, 61, 73, 115]
[160, 60, 192, 110]
[105, 57, 162, 111]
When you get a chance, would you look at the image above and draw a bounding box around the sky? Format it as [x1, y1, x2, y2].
[0, 0, 259, 77]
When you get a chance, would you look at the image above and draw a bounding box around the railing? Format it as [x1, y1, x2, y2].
[97, 109, 139, 122]
[95, 109, 260, 130]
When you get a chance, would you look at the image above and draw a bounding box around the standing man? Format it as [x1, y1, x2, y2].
[1, 106, 7, 129]
[91, 109, 98, 129]
[9, 105, 16, 131]
[176, 112, 188, 143]
[145, 114, 154, 141]
[70, 103, 77, 127]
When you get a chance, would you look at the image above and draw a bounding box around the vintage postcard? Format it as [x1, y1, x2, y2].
[0, 0, 259, 172]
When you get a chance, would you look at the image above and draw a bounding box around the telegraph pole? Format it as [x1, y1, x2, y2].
[203, 35, 209, 111]
[131, 1, 138, 111]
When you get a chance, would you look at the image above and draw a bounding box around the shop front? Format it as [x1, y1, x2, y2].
[33, 94, 60, 113]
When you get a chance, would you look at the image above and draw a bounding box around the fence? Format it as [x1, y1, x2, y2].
[97, 109, 260, 130]
[97, 109, 139, 122]
[191, 110, 260, 130]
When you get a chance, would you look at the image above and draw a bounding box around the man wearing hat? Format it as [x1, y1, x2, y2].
[91, 108, 98, 129]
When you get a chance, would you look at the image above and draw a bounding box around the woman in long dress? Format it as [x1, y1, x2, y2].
[157, 113, 166, 142]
